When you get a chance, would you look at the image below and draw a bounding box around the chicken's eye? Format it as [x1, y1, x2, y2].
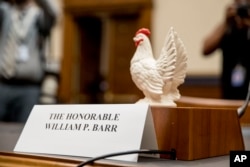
[135, 38, 143, 47]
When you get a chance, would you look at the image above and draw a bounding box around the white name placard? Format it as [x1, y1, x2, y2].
[14, 104, 158, 162]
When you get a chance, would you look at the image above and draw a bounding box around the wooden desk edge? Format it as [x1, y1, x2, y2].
[0, 151, 130, 167]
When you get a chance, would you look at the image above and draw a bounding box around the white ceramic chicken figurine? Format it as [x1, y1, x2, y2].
[130, 27, 187, 106]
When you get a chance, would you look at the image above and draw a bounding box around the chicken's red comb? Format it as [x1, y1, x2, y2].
[135, 28, 151, 36]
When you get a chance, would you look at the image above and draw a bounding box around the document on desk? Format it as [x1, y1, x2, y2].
[14, 104, 158, 162]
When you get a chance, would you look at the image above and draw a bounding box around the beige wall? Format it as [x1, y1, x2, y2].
[152, 0, 231, 76]
[54, 0, 232, 76]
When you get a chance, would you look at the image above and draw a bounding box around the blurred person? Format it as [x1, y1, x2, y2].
[202, 0, 250, 100]
[0, 0, 60, 122]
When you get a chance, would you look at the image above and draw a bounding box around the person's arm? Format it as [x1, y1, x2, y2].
[202, 22, 227, 56]
[202, 4, 236, 56]
[0, 0, 13, 29]
[0, 5, 3, 28]
[35, 0, 61, 35]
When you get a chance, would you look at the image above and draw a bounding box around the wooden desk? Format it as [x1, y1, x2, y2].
[151, 107, 244, 160]
[0, 151, 233, 167]
[0, 151, 133, 167]
[176, 96, 250, 126]
[1, 123, 250, 167]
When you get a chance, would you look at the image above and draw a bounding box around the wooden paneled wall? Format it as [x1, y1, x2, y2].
[58, 0, 152, 104]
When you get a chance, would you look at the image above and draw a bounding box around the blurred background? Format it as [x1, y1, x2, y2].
[54, 0, 231, 104]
